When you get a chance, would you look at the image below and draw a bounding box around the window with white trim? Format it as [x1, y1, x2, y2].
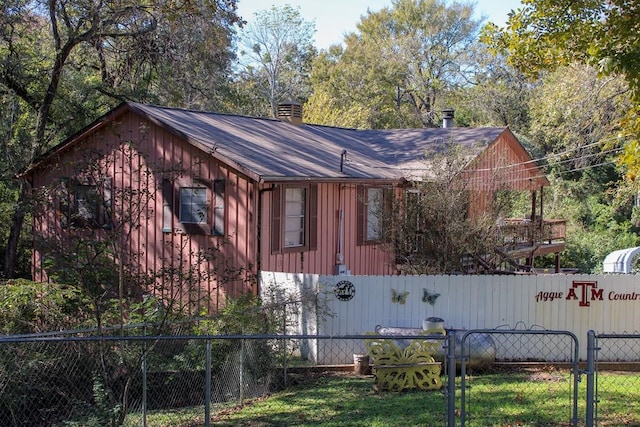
[284, 187, 306, 248]
[271, 184, 318, 253]
[366, 187, 383, 241]
[357, 185, 389, 245]
[162, 179, 226, 235]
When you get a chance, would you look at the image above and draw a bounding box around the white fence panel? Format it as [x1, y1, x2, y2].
[260, 272, 640, 364]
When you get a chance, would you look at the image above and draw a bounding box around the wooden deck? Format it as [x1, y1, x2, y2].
[505, 242, 566, 258]
[397, 218, 568, 274]
[501, 218, 566, 254]
[494, 218, 567, 273]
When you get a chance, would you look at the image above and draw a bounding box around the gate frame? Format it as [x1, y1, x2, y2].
[589, 331, 640, 427]
[459, 329, 580, 427]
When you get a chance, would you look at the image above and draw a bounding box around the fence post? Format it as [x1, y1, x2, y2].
[283, 302, 288, 388]
[240, 338, 245, 404]
[142, 338, 147, 427]
[585, 330, 596, 427]
[205, 339, 211, 427]
[460, 332, 469, 426]
[446, 331, 457, 427]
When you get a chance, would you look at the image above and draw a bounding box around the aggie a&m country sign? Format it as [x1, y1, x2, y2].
[536, 280, 640, 306]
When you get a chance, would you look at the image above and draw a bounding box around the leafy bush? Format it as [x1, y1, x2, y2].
[0, 279, 91, 334]
[0, 278, 309, 424]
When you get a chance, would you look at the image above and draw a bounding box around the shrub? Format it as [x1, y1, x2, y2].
[0, 279, 90, 334]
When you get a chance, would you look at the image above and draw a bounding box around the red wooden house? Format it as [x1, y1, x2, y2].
[23, 102, 564, 308]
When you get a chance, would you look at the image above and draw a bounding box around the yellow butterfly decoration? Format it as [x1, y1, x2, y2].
[391, 288, 409, 304]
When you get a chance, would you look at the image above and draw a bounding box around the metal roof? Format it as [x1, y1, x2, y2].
[129, 102, 506, 183]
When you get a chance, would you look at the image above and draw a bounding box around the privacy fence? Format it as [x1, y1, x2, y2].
[259, 272, 640, 363]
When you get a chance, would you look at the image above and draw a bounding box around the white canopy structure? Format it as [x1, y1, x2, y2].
[602, 247, 640, 273]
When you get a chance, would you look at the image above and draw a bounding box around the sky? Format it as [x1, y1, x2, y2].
[236, 0, 523, 50]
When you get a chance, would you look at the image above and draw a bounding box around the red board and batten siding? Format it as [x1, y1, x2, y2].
[30, 108, 395, 313]
[31, 110, 259, 309]
[464, 131, 549, 216]
[259, 182, 397, 276]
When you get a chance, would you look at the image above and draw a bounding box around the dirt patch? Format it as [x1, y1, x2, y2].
[527, 371, 565, 382]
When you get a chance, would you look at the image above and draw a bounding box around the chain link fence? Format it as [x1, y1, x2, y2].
[0, 330, 450, 426]
[0, 332, 288, 427]
[592, 332, 640, 426]
[1, 328, 639, 426]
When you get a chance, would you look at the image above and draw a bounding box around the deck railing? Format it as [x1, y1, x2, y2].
[501, 218, 566, 249]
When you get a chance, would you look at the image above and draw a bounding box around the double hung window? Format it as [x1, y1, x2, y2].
[284, 187, 306, 248]
[179, 187, 208, 224]
[271, 184, 317, 253]
[59, 178, 112, 229]
[357, 185, 390, 245]
[162, 179, 225, 235]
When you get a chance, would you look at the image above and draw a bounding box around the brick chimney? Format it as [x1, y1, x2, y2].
[277, 101, 303, 126]
[442, 109, 454, 128]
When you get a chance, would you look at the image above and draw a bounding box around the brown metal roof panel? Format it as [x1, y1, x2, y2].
[130, 103, 508, 182]
[130, 103, 400, 180]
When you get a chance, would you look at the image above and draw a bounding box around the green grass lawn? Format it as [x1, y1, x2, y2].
[462, 370, 576, 426]
[210, 372, 446, 427]
[120, 368, 640, 427]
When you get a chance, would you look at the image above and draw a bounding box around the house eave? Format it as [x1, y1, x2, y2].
[259, 176, 400, 185]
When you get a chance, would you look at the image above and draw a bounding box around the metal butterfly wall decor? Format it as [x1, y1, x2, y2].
[422, 288, 440, 306]
[391, 288, 410, 304]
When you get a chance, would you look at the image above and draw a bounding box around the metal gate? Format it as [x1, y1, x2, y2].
[459, 328, 580, 427]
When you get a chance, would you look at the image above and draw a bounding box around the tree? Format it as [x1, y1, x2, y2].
[305, 0, 484, 129]
[450, 48, 533, 132]
[0, 0, 240, 277]
[520, 64, 637, 273]
[237, 5, 316, 117]
[480, 0, 640, 191]
[527, 64, 629, 172]
[142, 2, 240, 111]
[306, 43, 397, 128]
[481, 0, 640, 97]
[379, 145, 506, 274]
